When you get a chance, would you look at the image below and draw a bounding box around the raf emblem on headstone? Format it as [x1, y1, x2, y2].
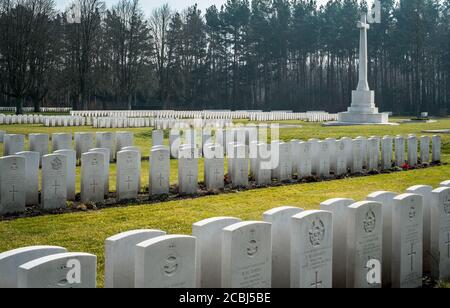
[163, 242, 180, 277]
[363, 210, 376, 233]
[10, 161, 18, 171]
[51, 157, 62, 171]
[409, 206, 416, 220]
[246, 229, 258, 257]
[309, 218, 325, 247]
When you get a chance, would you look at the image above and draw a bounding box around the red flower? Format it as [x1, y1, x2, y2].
[402, 163, 410, 170]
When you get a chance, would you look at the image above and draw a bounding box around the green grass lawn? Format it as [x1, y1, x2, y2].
[0, 118, 449, 288]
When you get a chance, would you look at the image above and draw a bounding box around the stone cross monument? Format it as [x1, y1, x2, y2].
[333, 14, 390, 125]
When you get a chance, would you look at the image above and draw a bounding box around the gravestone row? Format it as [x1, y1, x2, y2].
[0, 132, 444, 215]
[1, 180, 449, 288]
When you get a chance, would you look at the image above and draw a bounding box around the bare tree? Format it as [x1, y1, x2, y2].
[105, 0, 151, 110]
[149, 3, 171, 106]
[0, 0, 55, 114]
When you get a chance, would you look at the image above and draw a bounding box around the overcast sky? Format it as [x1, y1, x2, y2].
[55, 0, 334, 15]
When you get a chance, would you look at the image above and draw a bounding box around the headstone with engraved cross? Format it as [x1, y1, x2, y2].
[150, 146, 170, 196]
[432, 135, 441, 163]
[263, 206, 304, 288]
[178, 146, 198, 195]
[346, 201, 382, 288]
[0, 155, 26, 215]
[116, 150, 140, 201]
[135, 235, 197, 288]
[204, 144, 225, 191]
[290, 210, 333, 288]
[4, 134, 25, 156]
[430, 187, 450, 280]
[15, 151, 40, 206]
[89, 148, 111, 196]
[221, 221, 272, 288]
[54, 150, 76, 201]
[81, 152, 105, 203]
[231, 144, 249, 188]
[41, 154, 67, 210]
[392, 193, 423, 288]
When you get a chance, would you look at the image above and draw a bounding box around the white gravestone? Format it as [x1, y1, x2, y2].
[135, 235, 197, 288]
[89, 148, 111, 196]
[367, 191, 398, 288]
[29, 133, 49, 164]
[367, 137, 380, 170]
[255, 143, 272, 185]
[441, 181, 450, 188]
[430, 187, 450, 280]
[392, 193, 423, 288]
[395, 136, 405, 167]
[432, 135, 441, 162]
[290, 140, 299, 175]
[381, 136, 393, 170]
[4, 134, 25, 156]
[105, 229, 166, 288]
[15, 151, 39, 206]
[41, 154, 67, 210]
[0, 246, 67, 288]
[406, 185, 433, 274]
[52, 133, 72, 152]
[291, 210, 333, 288]
[298, 141, 312, 178]
[75, 133, 94, 160]
[204, 146, 225, 191]
[335, 140, 347, 176]
[0, 155, 26, 215]
[150, 146, 170, 195]
[178, 149, 198, 195]
[351, 138, 364, 173]
[81, 152, 105, 203]
[192, 217, 242, 288]
[317, 141, 330, 178]
[96, 132, 116, 162]
[346, 201, 382, 288]
[17, 252, 97, 288]
[356, 136, 368, 167]
[325, 138, 337, 172]
[320, 198, 355, 288]
[116, 132, 133, 154]
[263, 206, 304, 288]
[275, 142, 292, 181]
[54, 150, 76, 201]
[420, 136, 430, 164]
[116, 150, 140, 201]
[152, 130, 164, 147]
[341, 137, 353, 168]
[231, 144, 249, 187]
[309, 139, 320, 175]
[222, 221, 272, 288]
[407, 135, 418, 167]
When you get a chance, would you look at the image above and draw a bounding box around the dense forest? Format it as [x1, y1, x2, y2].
[0, 0, 449, 115]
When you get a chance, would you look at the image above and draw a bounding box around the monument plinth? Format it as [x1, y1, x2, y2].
[326, 14, 393, 126]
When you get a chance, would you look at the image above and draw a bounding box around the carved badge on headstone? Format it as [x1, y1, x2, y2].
[246, 229, 259, 258]
[51, 157, 62, 170]
[409, 206, 416, 220]
[163, 242, 180, 277]
[309, 218, 325, 247]
[363, 210, 376, 233]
